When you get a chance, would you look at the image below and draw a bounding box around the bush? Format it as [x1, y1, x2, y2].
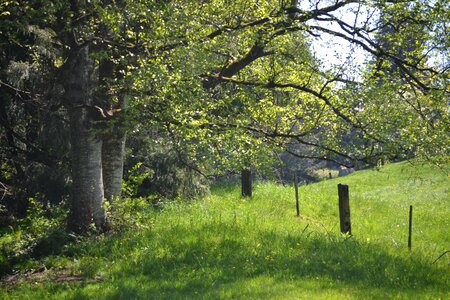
[124, 134, 210, 200]
[0, 198, 69, 277]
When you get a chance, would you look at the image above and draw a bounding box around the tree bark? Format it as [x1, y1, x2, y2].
[102, 129, 126, 203]
[98, 54, 128, 205]
[66, 46, 106, 233]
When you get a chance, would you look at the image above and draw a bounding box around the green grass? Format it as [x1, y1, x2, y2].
[1, 161, 449, 299]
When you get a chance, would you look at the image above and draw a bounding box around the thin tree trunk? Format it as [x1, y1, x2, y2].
[66, 46, 106, 233]
[98, 55, 128, 204]
[102, 130, 126, 203]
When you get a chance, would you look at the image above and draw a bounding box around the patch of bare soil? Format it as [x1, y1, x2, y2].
[1, 267, 102, 289]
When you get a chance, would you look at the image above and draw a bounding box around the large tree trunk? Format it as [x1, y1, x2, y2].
[69, 116, 104, 232]
[66, 46, 106, 233]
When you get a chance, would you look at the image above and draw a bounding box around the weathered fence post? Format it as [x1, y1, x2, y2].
[294, 174, 299, 217]
[408, 205, 413, 250]
[338, 184, 351, 235]
[329, 172, 332, 179]
[241, 169, 252, 197]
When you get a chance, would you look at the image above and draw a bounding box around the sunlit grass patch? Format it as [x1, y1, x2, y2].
[2, 161, 449, 299]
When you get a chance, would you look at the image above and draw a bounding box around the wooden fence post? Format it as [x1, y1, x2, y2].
[408, 205, 413, 250]
[241, 169, 252, 197]
[294, 174, 299, 217]
[338, 184, 351, 235]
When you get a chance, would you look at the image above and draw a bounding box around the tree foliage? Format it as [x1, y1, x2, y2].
[0, 0, 448, 232]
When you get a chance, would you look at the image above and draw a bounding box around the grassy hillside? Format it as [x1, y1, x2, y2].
[1, 161, 449, 299]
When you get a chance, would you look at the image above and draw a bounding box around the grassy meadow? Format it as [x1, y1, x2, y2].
[1, 161, 449, 299]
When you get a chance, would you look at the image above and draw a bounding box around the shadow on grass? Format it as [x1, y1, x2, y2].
[1, 227, 76, 279]
[69, 222, 449, 299]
